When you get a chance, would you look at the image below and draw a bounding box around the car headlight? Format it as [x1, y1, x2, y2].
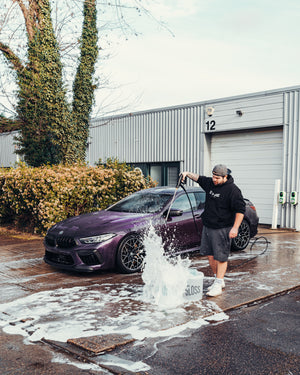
[79, 233, 116, 244]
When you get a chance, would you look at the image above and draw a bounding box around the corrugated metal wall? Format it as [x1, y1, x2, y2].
[1, 86, 299, 229]
[0, 131, 19, 167]
[87, 86, 300, 230]
[203, 93, 284, 132]
[88, 105, 203, 175]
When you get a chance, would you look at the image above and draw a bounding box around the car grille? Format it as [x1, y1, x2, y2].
[45, 250, 74, 265]
[45, 234, 76, 249]
[45, 235, 55, 247]
[56, 236, 76, 248]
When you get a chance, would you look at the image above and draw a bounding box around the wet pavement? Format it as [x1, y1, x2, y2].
[143, 288, 300, 375]
[0, 226, 299, 374]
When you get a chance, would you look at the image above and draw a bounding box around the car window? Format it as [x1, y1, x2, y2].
[172, 194, 196, 212]
[194, 192, 206, 209]
[107, 193, 172, 213]
[172, 192, 206, 212]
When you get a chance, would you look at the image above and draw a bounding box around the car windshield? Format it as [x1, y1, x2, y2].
[107, 193, 172, 213]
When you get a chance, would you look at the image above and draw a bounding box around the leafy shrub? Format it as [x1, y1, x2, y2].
[0, 162, 156, 234]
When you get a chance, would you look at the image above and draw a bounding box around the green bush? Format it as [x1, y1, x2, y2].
[0, 162, 156, 234]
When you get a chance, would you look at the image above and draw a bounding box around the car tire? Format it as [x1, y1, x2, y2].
[116, 234, 145, 274]
[231, 220, 251, 251]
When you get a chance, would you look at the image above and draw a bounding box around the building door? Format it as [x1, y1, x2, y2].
[210, 128, 283, 224]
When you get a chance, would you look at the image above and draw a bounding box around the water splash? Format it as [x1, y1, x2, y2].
[141, 224, 193, 309]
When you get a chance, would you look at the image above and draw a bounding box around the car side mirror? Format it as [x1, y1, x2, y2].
[163, 209, 183, 218]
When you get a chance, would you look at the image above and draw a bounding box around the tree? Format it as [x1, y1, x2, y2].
[0, 0, 98, 166]
[0, 1, 165, 165]
[71, 0, 98, 163]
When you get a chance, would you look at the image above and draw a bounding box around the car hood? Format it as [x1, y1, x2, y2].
[47, 210, 156, 238]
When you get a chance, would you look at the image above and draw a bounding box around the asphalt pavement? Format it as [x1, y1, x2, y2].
[0, 226, 299, 374]
[142, 288, 300, 375]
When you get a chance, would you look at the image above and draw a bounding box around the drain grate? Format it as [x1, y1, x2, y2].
[67, 334, 135, 355]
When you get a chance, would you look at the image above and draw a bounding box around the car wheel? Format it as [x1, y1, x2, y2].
[116, 234, 145, 274]
[231, 220, 251, 251]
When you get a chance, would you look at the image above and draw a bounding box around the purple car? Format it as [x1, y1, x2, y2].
[44, 187, 259, 274]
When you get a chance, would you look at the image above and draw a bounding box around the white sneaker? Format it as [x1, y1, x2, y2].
[207, 279, 225, 291]
[206, 282, 223, 297]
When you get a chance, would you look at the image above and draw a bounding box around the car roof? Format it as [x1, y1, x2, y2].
[137, 186, 205, 194]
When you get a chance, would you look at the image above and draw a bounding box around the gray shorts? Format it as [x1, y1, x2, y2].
[200, 225, 232, 262]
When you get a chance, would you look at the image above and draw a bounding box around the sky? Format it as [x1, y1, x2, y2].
[1, 0, 300, 118]
[95, 0, 300, 116]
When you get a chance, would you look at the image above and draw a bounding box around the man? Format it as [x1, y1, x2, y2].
[181, 165, 245, 297]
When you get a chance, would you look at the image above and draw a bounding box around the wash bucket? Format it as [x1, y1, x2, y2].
[183, 269, 204, 301]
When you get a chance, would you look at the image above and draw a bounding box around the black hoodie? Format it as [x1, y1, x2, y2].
[197, 175, 246, 229]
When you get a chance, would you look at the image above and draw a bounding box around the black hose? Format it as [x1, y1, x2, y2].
[229, 236, 270, 269]
[179, 182, 202, 239]
[164, 174, 187, 221]
[166, 174, 201, 239]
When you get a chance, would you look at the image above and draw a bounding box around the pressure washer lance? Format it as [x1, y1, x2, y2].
[165, 173, 187, 222]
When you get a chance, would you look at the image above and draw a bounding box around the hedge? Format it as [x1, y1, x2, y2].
[0, 161, 156, 234]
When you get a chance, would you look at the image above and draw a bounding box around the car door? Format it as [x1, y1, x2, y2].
[162, 191, 204, 254]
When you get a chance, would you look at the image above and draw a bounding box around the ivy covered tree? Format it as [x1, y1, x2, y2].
[0, 114, 21, 133]
[0, 0, 98, 166]
[71, 0, 98, 163]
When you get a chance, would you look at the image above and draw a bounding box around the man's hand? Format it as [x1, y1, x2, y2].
[230, 213, 244, 239]
[229, 227, 238, 238]
[180, 172, 189, 182]
[180, 171, 199, 183]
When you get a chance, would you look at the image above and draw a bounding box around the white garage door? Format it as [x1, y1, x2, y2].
[210, 129, 283, 224]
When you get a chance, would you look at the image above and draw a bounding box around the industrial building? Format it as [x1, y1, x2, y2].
[1, 85, 300, 230]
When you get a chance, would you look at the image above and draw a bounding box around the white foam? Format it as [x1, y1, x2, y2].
[205, 312, 229, 322]
[52, 353, 108, 373]
[0, 224, 229, 372]
[99, 354, 151, 372]
[0, 257, 44, 271]
[141, 224, 198, 309]
[0, 282, 224, 343]
[0, 280, 228, 373]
